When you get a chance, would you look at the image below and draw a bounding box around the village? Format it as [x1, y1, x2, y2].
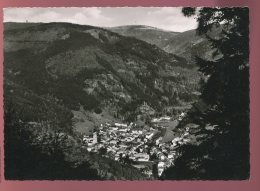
[82, 112, 190, 177]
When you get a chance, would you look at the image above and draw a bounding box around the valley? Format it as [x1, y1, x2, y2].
[4, 22, 204, 180]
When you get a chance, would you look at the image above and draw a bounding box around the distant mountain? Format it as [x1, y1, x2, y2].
[108, 25, 179, 49]
[161, 29, 200, 59]
[108, 25, 220, 64]
[162, 28, 222, 64]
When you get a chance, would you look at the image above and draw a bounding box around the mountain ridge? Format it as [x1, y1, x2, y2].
[4, 22, 202, 180]
[108, 24, 220, 65]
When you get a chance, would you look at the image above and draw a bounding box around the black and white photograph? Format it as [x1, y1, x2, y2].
[3, 7, 249, 180]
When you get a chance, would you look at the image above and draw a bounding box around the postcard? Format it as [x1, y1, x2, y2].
[0, 1, 259, 191]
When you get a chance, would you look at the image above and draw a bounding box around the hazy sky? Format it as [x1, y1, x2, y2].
[4, 7, 198, 32]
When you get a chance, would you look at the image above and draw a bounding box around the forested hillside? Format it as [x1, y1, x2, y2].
[4, 22, 201, 179]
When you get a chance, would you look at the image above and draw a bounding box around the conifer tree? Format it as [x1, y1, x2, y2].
[162, 7, 249, 180]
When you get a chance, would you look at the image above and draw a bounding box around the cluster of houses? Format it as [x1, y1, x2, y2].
[151, 112, 186, 123]
[82, 113, 190, 177]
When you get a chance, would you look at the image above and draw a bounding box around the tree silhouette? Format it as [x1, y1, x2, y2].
[162, 7, 249, 180]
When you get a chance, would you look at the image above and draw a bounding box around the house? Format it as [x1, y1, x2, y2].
[135, 153, 150, 162]
[159, 154, 166, 161]
[115, 123, 128, 128]
[152, 116, 171, 123]
[168, 154, 174, 159]
[184, 132, 189, 136]
[129, 122, 134, 128]
[183, 138, 190, 143]
[205, 124, 218, 131]
[158, 161, 165, 168]
[167, 152, 176, 159]
[129, 156, 136, 161]
[162, 148, 168, 153]
[178, 112, 186, 121]
[158, 168, 164, 177]
[146, 133, 154, 140]
[144, 170, 153, 176]
[119, 128, 128, 132]
[151, 118, 160, 123]
[160, 116, 171, 121]
[158, 161, 166, 176]
[155, 137, 162, 145]
[132, 164, 146, 170]
[83, 132, 97, 146]
[172, 137, 182, 144]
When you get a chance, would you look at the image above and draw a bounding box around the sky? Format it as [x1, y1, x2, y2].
[3, 7, 198, 32]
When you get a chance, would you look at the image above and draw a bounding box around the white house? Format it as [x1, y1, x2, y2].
[115, 123, 128, 128]
[155, 137, 162, 145]
[158, 162, 165, 168]
[135, 153, 150, 162]
[146, 133, 154, 140]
